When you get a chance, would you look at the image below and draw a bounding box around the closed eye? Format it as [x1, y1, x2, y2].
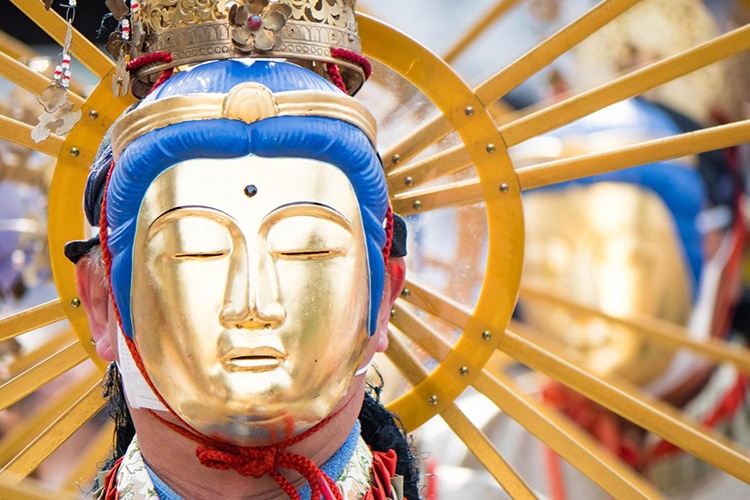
[172, 251, 229, 260]
[275, 248, 343, 260]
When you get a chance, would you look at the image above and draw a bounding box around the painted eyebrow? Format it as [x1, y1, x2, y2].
[261, 202, 352, 231]
[148, 206, 233, 232]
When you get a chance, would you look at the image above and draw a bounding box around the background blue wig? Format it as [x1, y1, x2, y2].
[532, 98, 707, 296]
[105, 60, 389, 338]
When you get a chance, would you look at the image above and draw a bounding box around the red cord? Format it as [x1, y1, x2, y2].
[126, 52, 174, 94]
[326, 63, 348, 94]
[649, 374, 749, 459]
[126, 52, 172, 71]
[382, 205, 394, 268]
[543, 446, 567, 500]
[326, 48, 373, 95]
[331, 48, 372, 79]
[152, 411, 344, 500]
[150, 68, 175, 92]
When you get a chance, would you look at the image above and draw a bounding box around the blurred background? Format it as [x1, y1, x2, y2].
[1, 1, 750, 499]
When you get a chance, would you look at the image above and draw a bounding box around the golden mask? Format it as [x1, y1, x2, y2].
[131, 156, 370, 446]
[522, 183, 692, 384]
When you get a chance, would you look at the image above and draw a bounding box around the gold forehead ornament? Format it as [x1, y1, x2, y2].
[110, 81, 377, 160]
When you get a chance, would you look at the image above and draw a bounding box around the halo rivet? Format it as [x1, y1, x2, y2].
[244, 184, 258, 198]
[413, 200, 423, 210]
[405, 176, 414, 186]
[71, 298, 81, 308]
[499, 183, 509, 193]
[88, 110, 99, 119]
[69, 147, 80, 157]
[465, 106, 475, 116]
[482, 330, 492, 340]
[486, 143, 496, 153]
[401, 288, 411, 298]
[459, 366, 469, 376]
[390, 308, 397, 319]
[428, 395, 439, 405]
[392, 154, 402, 165]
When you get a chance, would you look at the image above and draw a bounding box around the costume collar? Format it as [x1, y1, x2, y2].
[107, 422, 373, 500]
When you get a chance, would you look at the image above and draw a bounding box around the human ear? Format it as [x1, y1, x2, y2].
[75, 253, 116, 362]
[375, 257, 406, 353]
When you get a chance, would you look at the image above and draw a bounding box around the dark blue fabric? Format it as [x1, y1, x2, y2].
[533, 99, 706, 294]
[105, 60, 388, 339]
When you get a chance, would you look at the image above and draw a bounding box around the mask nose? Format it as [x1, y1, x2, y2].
[219, 232, 285, 330]
[220, 301, 285, 330]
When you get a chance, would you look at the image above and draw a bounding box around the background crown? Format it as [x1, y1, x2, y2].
[128, 0, 364, 98]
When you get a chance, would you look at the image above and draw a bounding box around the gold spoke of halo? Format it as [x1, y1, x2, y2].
[0, 31, 37, 62]
[0, 475, 79, 500]
[0, 33, 87, 96]
[64, 420, 114, 491]
[400, 278, 750, 482]
[0, 299, 66, 342]
[382, 115, 454, 175]
[401, 279, 472, 327]
[0, 368, 100, 466]
[500, 329, 750, 483]
[382, 0, 644, 171]
[385, 328, 540, 500]
[517, 119, 750, 190]
[0, 50, 85, 108]
[392, 119, 750, 214]
[475, 0, 644, 103]
[390, 24, 750, 193]
[0, 115, 64, 158]
[392, 177, 482, 216]
[8, 0, 113, 79]
[443, 0, 524, 64]
[500, 23, 750, 147]
[0, 381, 105, 481]
[6, 330, 76, 378]
[387, 144, 472, 195]
[520, 279, 750, 374]
[390, 302, 665, 500]
[0, 342, 88, 412]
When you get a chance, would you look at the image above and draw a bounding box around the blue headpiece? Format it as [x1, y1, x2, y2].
[101, 59, 389, 338]
[535, 99, 707, 295]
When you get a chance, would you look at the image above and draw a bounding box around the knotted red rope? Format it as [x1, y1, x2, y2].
[151, 411, 344, 500]
[126, 52, 175, 94]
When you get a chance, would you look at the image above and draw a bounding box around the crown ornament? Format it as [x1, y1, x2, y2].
[121, 0, 365, 97]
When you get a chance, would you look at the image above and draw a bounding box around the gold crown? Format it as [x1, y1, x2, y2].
[128, 0, 364, 97]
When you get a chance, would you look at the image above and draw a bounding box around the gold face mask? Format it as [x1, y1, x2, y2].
[131, 156, 371, 446]
[522, 183, 692, 385]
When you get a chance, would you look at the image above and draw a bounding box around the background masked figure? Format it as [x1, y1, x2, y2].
[69, 57, 418, 500]
[420, 96, 750, 500]
[415, 2, 750, 497]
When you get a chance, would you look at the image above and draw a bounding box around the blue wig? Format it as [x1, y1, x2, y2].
[533, 99, 706, 295]
[104, 60, 389, 338]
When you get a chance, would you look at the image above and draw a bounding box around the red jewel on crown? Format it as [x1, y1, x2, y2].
[228, 0, 292, 53]
[247, 14, 263, 29]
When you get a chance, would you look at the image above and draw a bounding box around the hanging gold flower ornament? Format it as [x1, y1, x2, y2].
[228, 0, 292, 52]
